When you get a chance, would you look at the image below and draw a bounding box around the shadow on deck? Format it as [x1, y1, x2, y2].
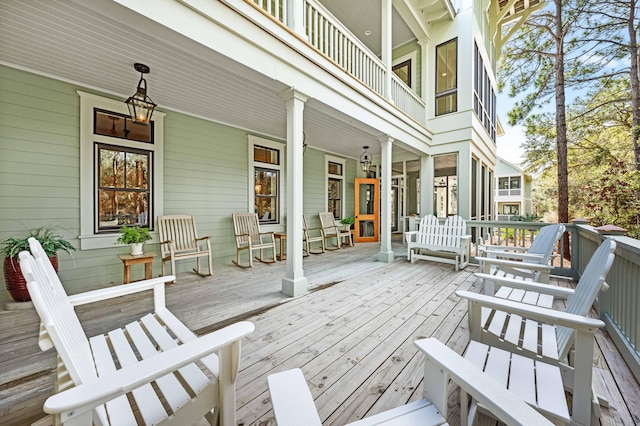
[1, 236, 638, 425]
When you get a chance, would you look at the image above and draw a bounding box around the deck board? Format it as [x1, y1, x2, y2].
[1, 238, 638, 425]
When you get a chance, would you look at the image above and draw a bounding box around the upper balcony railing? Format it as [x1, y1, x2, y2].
[251, 0, 427, 124]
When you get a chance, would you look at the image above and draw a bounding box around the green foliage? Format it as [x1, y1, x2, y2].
[340, 216, 355, 226]
[116, 226, 152, 245]
[1, 226, 76, 259]
[511, 214, 542, 222]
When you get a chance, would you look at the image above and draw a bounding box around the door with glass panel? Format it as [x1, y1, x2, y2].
[354, 178, 379, 243]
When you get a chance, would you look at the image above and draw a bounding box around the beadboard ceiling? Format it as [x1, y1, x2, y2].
[0, 0, 451, 159]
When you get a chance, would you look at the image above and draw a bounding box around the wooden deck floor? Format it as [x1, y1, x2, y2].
[1, 237, 639, 425]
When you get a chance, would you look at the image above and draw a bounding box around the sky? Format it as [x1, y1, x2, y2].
[495, 93, 526, 165]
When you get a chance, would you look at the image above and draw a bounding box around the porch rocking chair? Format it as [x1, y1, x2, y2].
[232, 212, 277, 268]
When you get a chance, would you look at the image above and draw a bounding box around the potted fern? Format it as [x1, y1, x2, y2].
[116, 226, 152, 255]
[1, 226, 75, 302]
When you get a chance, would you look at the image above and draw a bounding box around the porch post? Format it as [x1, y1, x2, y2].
[381, 0, 392, 100]
[286, 0, 305, 36]
[281, 88, 308, 297]
[420, 154, 433, 217]
[418, 36, 430, 122]
[378, 136, 394, 262]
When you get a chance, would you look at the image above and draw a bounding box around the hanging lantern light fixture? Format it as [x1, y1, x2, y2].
[360, 145, 372, 173]
[125, 63, 156, 125]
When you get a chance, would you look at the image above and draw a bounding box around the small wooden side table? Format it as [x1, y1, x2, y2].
[117, 252, 156, 284]
[274, 232, 286, 260]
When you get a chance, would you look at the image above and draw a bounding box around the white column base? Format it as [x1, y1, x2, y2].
[282, 276, 309, 297]
[378, 250, 394, 263]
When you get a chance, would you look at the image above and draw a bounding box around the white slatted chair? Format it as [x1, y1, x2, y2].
[232, 212, 277, 268]
[303, 215, 325, 255]
[457, 238, 616, 425]
[478, 224, 566, 286]
[20, 237, 254, 426]
[319, 212, 352, 250]
[157, 215, 213, 279]
[267, 338, 552, 426]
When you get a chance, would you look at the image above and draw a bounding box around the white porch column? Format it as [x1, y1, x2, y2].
[381, 0, 392, 100]
[378, 136, 394, 262]
[281, 88, 308, 297]
[420, 154, 433, 216]
[417, 36, 431, 120]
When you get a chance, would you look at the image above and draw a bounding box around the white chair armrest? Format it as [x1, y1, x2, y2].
[473, 273, 574, 298]
[415, 338, 553, 426]
[483, 244, 530, 253]
[67, 276, 176, 306]
[268, 369, 322, 426]
[482, 250, 545, 262]
[476, 256, 554, 271]
[43, 321, 255, 416]
[404, 231, 417, 243]
[456, 291, 604, 331]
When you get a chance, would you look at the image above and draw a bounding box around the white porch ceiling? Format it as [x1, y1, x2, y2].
[0, 0, 448, 159]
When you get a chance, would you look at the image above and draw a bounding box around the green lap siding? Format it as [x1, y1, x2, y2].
[0, 65, 356, 303]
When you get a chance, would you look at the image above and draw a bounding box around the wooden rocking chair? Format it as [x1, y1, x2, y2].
[232, 212, 277, 268]
[319, 212, 352, 250]
[157, 214, 213, 279]
[303, 215, 325, 255]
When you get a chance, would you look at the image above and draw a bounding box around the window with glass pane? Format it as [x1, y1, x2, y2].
[97, 144, 151, 232]
[328, 177, 342, 219]
[499, 177, 509, 189]
[435, 38, 457, 115]
[255, 167, 278, 223]
[392, 59, 411, 87]
[254, 145, 279, 165]
[510, 177, 521, 189]
[328, 161, 343, 176]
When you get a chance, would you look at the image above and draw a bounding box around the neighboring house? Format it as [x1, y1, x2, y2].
[0, 0, 543, 301]
[494, 157, 533, 221]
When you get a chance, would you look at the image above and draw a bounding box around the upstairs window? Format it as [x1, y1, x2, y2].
[436, 38, 457, 115]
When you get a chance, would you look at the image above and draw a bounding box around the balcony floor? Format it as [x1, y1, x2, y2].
[1, 236, 639, 425]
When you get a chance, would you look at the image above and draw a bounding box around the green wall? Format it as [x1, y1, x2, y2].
[0, 65, 352, 303]
[392, 40, 422, 96]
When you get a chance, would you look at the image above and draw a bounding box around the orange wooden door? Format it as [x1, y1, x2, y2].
[354, 178, 379, 242]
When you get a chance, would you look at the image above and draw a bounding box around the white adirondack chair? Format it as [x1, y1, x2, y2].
[20, 237, 254, 426]
[267, 338, 552, 426]
[457, 238, 617, 425]
[478, 223, 565, 285]
[303, 215, 325, 255]
[232, 212, 277, 267]
[157, 214, 213, 279]
[319, 212, 352, 250]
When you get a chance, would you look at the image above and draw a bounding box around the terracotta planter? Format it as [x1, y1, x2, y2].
[3, 255, 58, 302]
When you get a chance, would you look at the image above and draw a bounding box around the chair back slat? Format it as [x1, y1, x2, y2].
[556, 238, 616, 358]
[19, 238, 98, 386]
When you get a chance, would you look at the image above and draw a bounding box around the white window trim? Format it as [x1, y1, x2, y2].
[392, 50, 417, 89]
[248, 135, 285, 231]
[78, 91, 164, 250]
[325, 154, 346, 218]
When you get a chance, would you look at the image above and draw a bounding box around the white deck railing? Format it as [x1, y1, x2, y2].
[466, 220, 640, 383]
[391, 73, 426, 123]
[250, 0, 426, 124]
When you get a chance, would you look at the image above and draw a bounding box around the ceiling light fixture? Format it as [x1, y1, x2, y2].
[125, 63, 156, 125]
[360, 146, 372, 173]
